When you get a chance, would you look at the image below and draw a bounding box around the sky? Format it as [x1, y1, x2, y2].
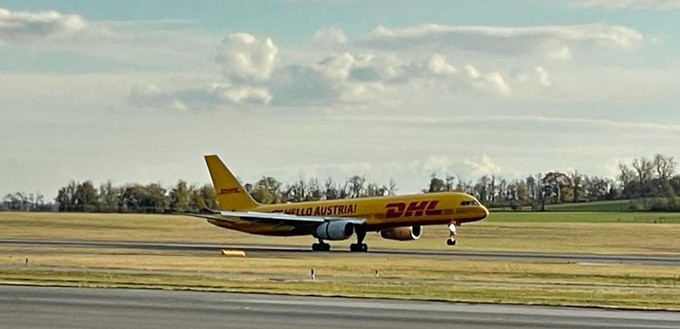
[2, 0, 680, 199]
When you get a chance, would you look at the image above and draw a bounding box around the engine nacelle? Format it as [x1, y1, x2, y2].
[379, 225, 422, 241]
[313, 220, 354, 240]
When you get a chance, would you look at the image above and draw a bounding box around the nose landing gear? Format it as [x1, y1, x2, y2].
[446, 222, 458, 246]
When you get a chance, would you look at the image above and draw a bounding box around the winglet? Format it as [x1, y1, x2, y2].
[204, 155, 259, 211]
[194, 194, 217, 215]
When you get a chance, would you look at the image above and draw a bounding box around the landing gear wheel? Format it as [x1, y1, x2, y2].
[350, 243, 368, 252]
[312, 242, 331, 252]
[447, 222, 458, 247]
[350, 225, 368, 252]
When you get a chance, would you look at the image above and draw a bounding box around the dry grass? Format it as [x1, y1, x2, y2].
[2, 246, 679, 285]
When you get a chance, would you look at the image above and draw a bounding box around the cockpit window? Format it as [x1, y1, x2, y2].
[460, 200, 480, 206]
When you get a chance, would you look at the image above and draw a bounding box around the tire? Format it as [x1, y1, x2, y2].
[350, 243, 368, 252]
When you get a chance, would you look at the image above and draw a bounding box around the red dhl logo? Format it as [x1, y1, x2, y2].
[219, 187, 240, 195]
[384, 200, 443, 219]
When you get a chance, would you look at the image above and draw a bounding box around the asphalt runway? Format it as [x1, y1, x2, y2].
[2, 238, 679, 266]
[2, 285, 679, 329]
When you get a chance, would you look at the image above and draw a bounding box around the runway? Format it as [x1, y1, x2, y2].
[1, 285, 679, 329]
[2, 238, 679, 266]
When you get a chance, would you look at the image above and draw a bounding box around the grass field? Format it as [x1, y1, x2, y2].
[544, 200, 633, 212]
[486, 210, 680, 223]
[492, 200, 635, 212]
[1, 211, 679, 309]
[1, 245, 679, 310]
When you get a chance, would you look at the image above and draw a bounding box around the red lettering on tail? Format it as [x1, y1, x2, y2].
[219, 187, 240, 195]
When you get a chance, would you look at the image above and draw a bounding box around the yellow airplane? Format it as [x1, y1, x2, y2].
[194, 155, 488, 252]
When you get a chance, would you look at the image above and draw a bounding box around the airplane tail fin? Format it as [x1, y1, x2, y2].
[204, 155, 259, 211]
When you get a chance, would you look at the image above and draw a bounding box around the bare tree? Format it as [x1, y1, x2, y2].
[169, 180, 193, 212]
[99, 181, 119, 212]
[632, 157, 654, 185]
[387, 178, 397, 196]
[347, 175, 366, 198]
[568, 170, 583, 202]
[653, 154, 676, 180]
[427, 173, 446, 193]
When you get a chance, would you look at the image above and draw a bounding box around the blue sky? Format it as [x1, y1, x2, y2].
[1, 0, 680, 198]
[3, 0, 678, 37]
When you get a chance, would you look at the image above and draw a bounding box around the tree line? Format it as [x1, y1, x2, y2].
[2, 153, 679, 213]
[0, 175, 397, 213]
[426, 154, 679, 211]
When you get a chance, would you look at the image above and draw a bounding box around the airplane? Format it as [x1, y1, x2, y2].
[193, 155, 489, 252]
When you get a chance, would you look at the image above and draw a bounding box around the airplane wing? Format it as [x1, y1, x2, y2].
[223, 211, 364, 224]
[193, 210, 365, 225]
[190, 195, 365, 227]
[188, 197, 366, 235]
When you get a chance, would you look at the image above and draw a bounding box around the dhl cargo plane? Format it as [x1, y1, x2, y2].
[194, 155, 488, 252]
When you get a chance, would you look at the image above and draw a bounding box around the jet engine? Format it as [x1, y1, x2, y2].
[313, 220, 355, 240]
[379, 225, 422, 241]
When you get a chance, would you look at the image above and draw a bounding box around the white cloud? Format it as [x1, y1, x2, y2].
[535, 67, 551, 87]
[361, 24, 643, 60]
[270, 51, 516, 104]
[566, 0, 680, 9]
[479, 71, 512, 96]
[465, 155, 502, 177]
[313, 27, 347, 47]
[221, 85, 272, 105]
[0, 7, 223, 73]
[269, 64, 341, 105]
[514, 66, 551, 88]
[134, 44, 519, 109]
[328, 113, 680, 133]
[128, 22, 651, 110]
[421, 55, 513, 96]
[382, 154, 503, 185]
[0, 6, 88, 44]
[268, 53, 390, 105]
[426, 54, 457, 75]
[215, 33, 279, 83]
[421, 155, 454, 175]
[129, 83, 271, 110]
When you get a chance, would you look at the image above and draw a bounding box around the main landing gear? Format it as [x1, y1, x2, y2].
[310, 225, 368, 252]
[349, 225, 368, 252]
[446, 222, 458, 246]
[312, 240, 331, 252]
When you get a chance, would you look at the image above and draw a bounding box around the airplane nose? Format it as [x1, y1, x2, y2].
[481, 206, 489, 219]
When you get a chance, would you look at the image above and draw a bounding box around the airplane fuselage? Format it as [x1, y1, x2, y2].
[209, 191, 488, 236]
